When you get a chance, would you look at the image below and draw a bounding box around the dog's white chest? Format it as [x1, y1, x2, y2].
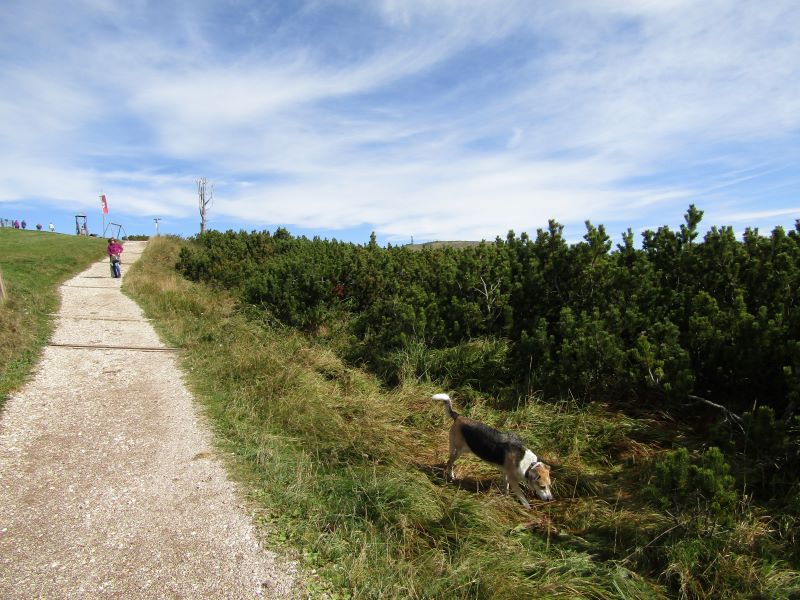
[517, 449, 538, 478]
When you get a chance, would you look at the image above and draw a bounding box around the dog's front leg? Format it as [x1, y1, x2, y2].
[508, 477, 530, 509]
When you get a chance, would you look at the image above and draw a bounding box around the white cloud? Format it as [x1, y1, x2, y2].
[719, 207, 800, 224]
[0, 0, 798, 241]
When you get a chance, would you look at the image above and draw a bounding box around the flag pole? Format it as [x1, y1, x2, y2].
[100, 193, 105, 236]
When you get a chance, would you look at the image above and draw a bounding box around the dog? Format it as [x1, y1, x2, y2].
[433, 393, 553, 508]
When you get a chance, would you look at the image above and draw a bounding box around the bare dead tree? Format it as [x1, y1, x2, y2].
[473, 275, 502, 330]
[688, 394, 745, 432]
[197, 177, 213, 234]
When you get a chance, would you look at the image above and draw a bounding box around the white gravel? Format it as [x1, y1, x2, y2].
[0, 242, 301, 599]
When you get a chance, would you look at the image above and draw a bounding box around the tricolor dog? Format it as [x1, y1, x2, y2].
[433, 393, 553, 508]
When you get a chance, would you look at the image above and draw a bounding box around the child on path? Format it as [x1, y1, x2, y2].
[107, 238, 123, 278]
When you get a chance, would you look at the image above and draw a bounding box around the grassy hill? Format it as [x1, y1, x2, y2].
[405, 240, 483, 251]
[0, 229, 106, 404]
[6, 229, 798, 597]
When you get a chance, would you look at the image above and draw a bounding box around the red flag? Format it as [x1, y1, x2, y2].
[101, 194, 108, 215]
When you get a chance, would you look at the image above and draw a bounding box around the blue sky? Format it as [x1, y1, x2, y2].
[1, 1, 798, 244]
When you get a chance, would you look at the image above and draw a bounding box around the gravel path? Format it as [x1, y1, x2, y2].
[0, 242, 300, 599]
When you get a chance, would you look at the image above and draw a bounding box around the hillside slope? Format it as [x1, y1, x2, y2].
[125, 236, 800, 599]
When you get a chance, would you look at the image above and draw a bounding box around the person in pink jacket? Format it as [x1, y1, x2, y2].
[107, 238, 123, 278]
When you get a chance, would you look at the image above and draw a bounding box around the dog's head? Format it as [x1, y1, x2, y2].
[526, 462, 553, 501]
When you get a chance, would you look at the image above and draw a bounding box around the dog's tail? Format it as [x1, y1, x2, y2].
[432, 393, 458, 420]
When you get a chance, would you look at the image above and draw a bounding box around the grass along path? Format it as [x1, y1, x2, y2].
[125, 236, 675, 599]
[0, 229, 106, 405]
[0, 241, 300, 597]
[4, 231, 795, 597]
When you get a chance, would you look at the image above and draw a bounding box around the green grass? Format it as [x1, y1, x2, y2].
[0, 229, 106, 404]
[125, 237, 800, 600]
[2, 231, 796, 598]
[124, 237, 668, 599]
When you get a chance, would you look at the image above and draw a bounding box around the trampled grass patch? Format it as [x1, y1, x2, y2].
[0, 229, 106, 404]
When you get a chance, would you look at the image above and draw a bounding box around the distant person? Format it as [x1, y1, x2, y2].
[36, 223, 42, 231]
[21, 220, 27, 229]
[107, 237, 124, 278]
[49, 222, 55, 232]
[13, 219, 20, 229]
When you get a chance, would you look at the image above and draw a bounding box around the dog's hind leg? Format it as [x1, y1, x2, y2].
[445, 423, 469, 481]
[445, 444, 465, 481]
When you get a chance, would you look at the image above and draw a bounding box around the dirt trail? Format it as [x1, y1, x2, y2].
[0, 242, 300, 599]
